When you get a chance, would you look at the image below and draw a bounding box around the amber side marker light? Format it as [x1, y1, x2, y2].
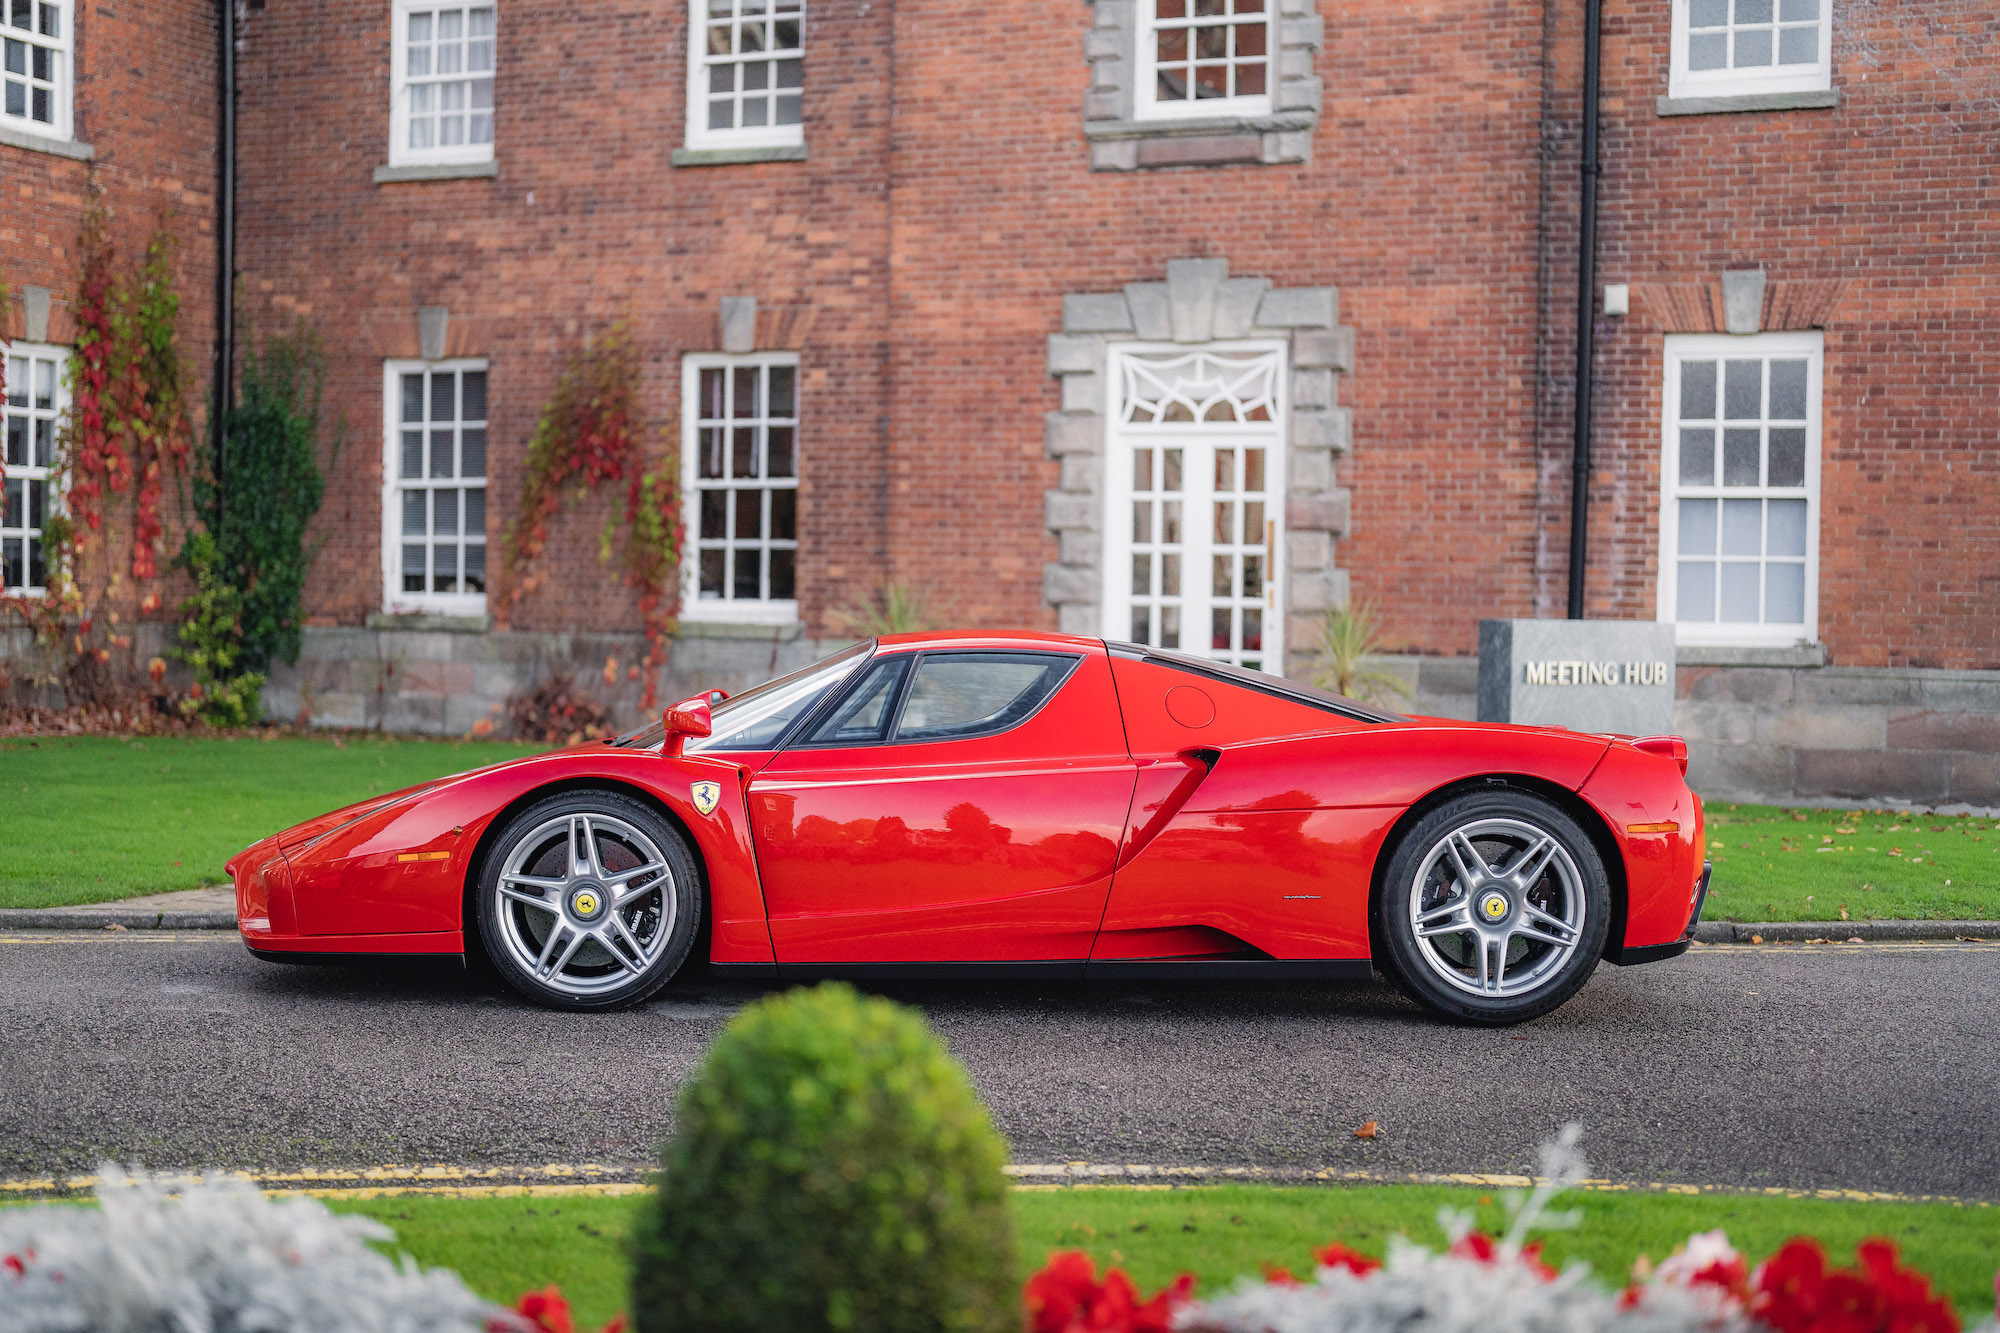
[397, 851, 453, 863]
[1631, 734, 1690, 774]
[1625, 820, 1682, 835]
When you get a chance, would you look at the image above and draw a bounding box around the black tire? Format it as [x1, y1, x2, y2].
[474, 789, 702, 1011]
[1373, 787, 1611, 1026]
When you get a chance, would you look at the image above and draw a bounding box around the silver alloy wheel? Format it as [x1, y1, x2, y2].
[494, 812, 677, 1000]
[1406, 816, 1586, 999]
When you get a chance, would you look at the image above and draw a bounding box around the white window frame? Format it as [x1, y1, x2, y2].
[388, 0, 497, 168]
[0, 0, 72, 141]
[380, 358, 489, 617]
[1101, 340, 1289, 670]
[1134, 0, 1274, 123]
[1656, 331, 1822, 648]
[1668, 0, 1830, 101]
[1, 340, 67, 597]
[680, 351, 801, 626]
[684, 0, 804, 153]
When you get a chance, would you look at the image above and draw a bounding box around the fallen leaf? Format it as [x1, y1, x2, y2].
[1750, 934, 1764, 943]
[103, 922, 127, 932]
[1353, 1121, 1380, 1140]
[1838, 908, 1850, 920]
[1847, 937, 1864, 944]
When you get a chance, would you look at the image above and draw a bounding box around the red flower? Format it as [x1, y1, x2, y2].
[3, 1252, 24, 1278]
[1261, 1265, 1302, 1288]
[515, 1287, 574, 1333]
[1313, 1242, 1383, 1277]
[1752, 1237, 1958, 1333]
[1024, 1252, 1194, 1333]
[1450, 1232, 1498, 1265]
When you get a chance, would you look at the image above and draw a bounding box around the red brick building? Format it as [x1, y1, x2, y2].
[6, 0, 1997, 806]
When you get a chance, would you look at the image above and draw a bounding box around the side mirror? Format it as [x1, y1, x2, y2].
[660, 695, 714, 758]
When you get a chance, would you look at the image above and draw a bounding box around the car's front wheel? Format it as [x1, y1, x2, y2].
[475, 790, 702, 1011]
[1375, 788, 1610, 1025]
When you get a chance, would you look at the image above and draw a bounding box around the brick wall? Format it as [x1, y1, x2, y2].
[1538, 0, 2000, 669]
[0, 0, 220, 618]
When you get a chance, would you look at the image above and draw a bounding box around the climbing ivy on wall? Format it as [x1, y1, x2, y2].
[503, 324, 684, 712]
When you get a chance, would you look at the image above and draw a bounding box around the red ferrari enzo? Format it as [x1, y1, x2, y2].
[229, 631, 1709, 1024]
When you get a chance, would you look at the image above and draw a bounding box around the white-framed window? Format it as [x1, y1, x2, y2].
[1136, 0, 1272, 122]
[685, 0, 803, 151]
[389, 0, 496, 167]
[1657, 332, 1822, 647]
[381, 360, 488, 616]
[1102, 342, 1287, 671]
[1, 342, 64, 595]
[1, 0, 71, 140]
[1668, 0, 1829, 101]
[680, 352, 799, 624]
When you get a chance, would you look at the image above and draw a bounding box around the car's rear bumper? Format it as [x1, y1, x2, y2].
[1608, 860, 1711, 967]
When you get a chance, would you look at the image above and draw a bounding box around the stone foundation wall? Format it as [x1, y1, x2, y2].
[1377, 652, 2000, 810]
[261, 622, 849, 736]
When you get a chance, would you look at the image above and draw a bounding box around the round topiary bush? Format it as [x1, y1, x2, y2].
[630, 981, 1018, 1333]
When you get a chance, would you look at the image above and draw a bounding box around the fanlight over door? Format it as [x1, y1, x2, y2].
[1102, 343, 1287, 672]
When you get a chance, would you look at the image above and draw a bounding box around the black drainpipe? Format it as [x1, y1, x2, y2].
[1565, 0, 1602, 620]
[213, 0, 236, 523]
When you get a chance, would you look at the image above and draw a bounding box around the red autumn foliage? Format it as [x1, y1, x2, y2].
[1024, 1251, 1196, 1333]
[1753, 1238, 1958, 1333]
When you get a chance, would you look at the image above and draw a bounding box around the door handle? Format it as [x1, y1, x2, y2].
[1265, 518, 1277, 607]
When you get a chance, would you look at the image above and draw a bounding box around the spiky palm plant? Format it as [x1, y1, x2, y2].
[1309, 599, 1412, 707]
[827, 582, 941, 637]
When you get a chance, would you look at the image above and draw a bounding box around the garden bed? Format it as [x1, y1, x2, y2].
[319, 1183, 2000, 1332]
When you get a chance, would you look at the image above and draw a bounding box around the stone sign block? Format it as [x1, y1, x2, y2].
[1478, 619, 1676, 736]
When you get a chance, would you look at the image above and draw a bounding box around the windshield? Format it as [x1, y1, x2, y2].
[613, 640, 874, 752]
[1113, 642, 1405, 724]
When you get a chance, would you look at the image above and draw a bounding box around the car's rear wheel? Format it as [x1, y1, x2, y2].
[1374, 788, 1610, 1026]
[475, 790, 701, 1011]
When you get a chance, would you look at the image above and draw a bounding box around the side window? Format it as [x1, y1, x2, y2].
[800, 657, 908, 746]
[892, 653, 1078, 743]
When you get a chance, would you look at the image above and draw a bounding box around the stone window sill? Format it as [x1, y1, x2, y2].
[0, 124, 93, 160]
[1656, 89, 1838, 117]
[1676, 642, 1829, 668]
[364, 612, 491, 633]
[671, 144, 809, 168]
[373, 160, 499, 183]
[1084, 112, 1316, 171]
[1085, 110, 1316, 141]
[675, 618, 804, 641]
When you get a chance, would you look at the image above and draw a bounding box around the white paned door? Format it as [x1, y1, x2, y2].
[1102, 343, 1287, 672]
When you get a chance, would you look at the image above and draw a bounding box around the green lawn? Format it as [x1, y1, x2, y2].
[0, 735, 544, 908]
[3, 738, 1993, 922]
[323, 1185, 2000, 1331]
[1702, 802, 1999, 924]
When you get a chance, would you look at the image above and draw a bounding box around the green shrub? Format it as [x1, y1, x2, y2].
[630, 982, 1017, 1333]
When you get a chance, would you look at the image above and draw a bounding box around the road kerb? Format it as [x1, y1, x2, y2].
[0, 908, 236, 931]
[1692, 920, 1992, 943]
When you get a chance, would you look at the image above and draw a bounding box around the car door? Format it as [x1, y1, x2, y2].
[747, 645, 1137, 964]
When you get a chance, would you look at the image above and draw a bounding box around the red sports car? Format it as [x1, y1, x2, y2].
[228, 631, 1709, 1024]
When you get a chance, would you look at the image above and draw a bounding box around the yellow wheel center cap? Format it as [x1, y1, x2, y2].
[1480, 892, 1509, 921]
[572, 890, 600, 917]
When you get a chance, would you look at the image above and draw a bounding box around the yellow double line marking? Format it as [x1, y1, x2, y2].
[1, 1162, 1988, 1207]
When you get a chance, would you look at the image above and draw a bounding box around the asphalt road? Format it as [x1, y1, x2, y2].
[3, 932, 1995, 1199]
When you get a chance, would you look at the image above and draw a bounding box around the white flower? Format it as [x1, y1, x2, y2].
[0, 1165, 517, 1333]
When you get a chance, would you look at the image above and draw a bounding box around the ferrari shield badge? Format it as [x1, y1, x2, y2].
[691, 781, 722, 817]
